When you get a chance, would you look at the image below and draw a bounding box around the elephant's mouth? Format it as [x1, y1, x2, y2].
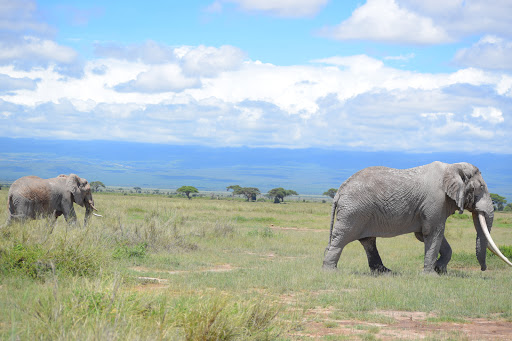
[477, 212, 512, 267]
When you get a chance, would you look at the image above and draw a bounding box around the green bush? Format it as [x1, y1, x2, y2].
[497, 245, 512, 258]
[113, 242, 148, 260]
[0, 241, 102, 278]
[248, 227, 275, 238]
[0, 244, 44, 278]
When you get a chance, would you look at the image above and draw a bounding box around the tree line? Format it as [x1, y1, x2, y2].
[87, 181, 512, 209]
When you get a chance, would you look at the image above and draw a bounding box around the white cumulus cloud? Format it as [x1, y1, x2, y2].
[180, 45, 246, 77]
[211, 0, 329, 17]
[114, 64, 201, 93]
[454, 36, 512, 70]
[322, 0, 451, 44]
[471, 106, 504, 124]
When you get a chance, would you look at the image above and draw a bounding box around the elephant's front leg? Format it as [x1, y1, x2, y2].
[422, 226, 445, 273]
[63, 205, 77, 225]
[434, 237, 452, 274]
[359, 237, 391, 274]
[415, 233, 452, 274]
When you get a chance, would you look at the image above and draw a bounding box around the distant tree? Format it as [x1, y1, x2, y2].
[268, 187, 298, 203]
[133, 186, 142, 193]
[90, 181, 106, 192]
[234, 187, 260, 201]
[226, 185, 242, 196]
[505, 203, 512, 211]
[491, 193, 507, 211]
[177, 186, 199, 199]
[323, 188, 337, 198]
[153, 189, 160, 194]
[285, 189, 298, 198]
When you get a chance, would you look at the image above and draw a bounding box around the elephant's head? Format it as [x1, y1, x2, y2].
[66, 174, 101, 225]
[443, 163, 512, 270]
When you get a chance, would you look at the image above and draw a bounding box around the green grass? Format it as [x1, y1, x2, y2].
[1, 188, 512, 339]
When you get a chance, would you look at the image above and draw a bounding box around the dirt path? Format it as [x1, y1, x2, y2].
[270, 224, 325, 232]
[131, 264, 236, 287]
[292, 308, 512, 340]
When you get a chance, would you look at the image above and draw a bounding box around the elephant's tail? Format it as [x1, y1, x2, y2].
[4, 193, 14, 227]
[325, 194, 339, 255]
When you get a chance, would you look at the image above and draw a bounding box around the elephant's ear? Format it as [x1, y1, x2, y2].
[443, 163, 479, 214]
[443, 164, 467, 214]
[66, 174, 84, 207]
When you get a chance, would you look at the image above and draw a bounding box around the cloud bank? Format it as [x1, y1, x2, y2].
[0, 0, 511, 154]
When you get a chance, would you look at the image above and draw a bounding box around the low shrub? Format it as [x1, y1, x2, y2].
[248, 227, 275, 238]
[112, 242, 148, 260]
[0, 241, 102, 278]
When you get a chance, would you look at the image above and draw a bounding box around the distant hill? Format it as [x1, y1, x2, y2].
[1, 138, 511, 199]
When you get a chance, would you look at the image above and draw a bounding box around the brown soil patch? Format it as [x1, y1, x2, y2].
[206, 264, 234, 272]
[131, 264, 235, 276]
[294, 307, 512, 340]
[375, 309, 437, 321]
[244, 251, 276, 258]
[242, 250, 306, 260]
[137, 276, 169, 283]
[270, 225, 324, 232]
[131, 281, 168, 292]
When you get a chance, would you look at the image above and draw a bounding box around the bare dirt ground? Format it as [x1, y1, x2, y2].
[292, 307, 512, 340]
[129, 261, 512, 340]
[130, 264, 236, 290]
[270, 224, 324, 232]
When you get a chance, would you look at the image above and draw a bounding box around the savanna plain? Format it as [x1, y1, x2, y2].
[1, 189, 512, 340]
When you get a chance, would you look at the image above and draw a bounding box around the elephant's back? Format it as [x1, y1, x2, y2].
[9, 176, 51, 202]
[337, 166, 426, 218]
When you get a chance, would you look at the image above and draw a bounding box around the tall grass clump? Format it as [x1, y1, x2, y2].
[173, 295, 281, 340]
[0, 220, 105, 279]
[109, 210, 198, 255]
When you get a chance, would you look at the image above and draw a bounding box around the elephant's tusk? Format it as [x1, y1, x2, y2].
[478, 213, 512, 267]
[89, 201, 99, 211]
[92, 212, 103, 217]
[487, 246, 500, 257]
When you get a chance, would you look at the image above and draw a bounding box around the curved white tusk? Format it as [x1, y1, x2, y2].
[478, 213, 512, 267]
[487, 246, 500, 257]
[89, 200, 99, 211]
[92, 213, 103, 217]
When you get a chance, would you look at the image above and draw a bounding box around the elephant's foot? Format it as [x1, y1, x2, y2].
[322, 263, 338, 271]
[370, 264, 391, 275]
[323, 246, 342, 270]
[434, 264, 448, 274]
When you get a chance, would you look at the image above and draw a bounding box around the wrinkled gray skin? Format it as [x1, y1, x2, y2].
[323, 162, 498, 274]
[6, 174, 97, 227]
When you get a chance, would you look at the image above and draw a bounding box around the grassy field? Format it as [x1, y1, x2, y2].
[1, 189, 512, 340]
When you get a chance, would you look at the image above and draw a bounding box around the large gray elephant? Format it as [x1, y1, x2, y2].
[5, 174, 101, 227]
[323, 161, 512, 274]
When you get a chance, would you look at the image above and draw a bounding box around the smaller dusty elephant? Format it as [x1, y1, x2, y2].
[5, 174, 101, 227]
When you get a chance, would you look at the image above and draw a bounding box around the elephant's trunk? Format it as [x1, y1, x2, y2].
[84, 205, 92, 226]
[473, 211, 512, 270]
[84, 199, 102, 225]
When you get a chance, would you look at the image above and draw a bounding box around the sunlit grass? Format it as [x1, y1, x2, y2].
[1, 188, 512, 339]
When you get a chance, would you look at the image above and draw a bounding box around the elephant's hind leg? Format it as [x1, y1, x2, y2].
[323, 219, 362, 270]
[359, 237, 391, 274]
[323, 245, 344, 270]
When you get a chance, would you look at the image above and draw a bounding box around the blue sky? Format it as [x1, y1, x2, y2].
[1, 0, 512, 152]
